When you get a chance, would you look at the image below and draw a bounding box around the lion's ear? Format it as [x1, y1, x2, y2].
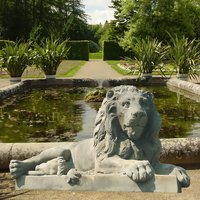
[106, 90, 114, 99]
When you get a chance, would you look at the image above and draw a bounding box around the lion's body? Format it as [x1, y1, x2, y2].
[10, 86, 190, 187]
[64, 85, 163, 173]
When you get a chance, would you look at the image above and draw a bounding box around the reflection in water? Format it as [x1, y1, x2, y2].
[190, 123, 200, 137]
[0, 88, 85, 142]
[143, 86, 200, 138]
[75, 101, 97, 141]
[168, 85, 200, 103]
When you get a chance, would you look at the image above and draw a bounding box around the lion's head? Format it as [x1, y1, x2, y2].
[93, 85, 161, 164]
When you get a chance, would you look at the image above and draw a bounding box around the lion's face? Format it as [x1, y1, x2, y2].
[116, 91, 152, 141]
[94, 85, 161, 162]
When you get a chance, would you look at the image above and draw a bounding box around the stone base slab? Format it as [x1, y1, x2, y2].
[16, 174, 180, 193]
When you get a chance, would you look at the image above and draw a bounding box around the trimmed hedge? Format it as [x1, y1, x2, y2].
[67, 40, 89, 61]
[103, 40, 126, 60]
[0, 40, 15, 49]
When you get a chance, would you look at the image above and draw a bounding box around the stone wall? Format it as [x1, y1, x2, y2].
[160, 138, 200, 167]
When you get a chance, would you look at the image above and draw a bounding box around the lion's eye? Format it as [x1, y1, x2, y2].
[122, 101, 130, 108]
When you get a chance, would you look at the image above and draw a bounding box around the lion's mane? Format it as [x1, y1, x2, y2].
[93, 86, 161, 165]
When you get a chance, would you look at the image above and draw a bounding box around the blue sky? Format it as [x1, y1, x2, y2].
[82, 0, 115, 24]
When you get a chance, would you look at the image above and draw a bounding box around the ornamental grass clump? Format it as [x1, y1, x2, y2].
[130, 37, 166, 76]
[33, 37, 69, 76]
[0, 41, 32, 78]
[167, 35, 200, 79]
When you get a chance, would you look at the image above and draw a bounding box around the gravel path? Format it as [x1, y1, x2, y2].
[73, 59, 124, 79]
[0, 79, 11, 88]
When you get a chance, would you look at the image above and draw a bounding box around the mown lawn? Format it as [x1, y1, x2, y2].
[106, 60, 131, 75]
[89, 52, 102, 59]
[0, 60, 86, 78]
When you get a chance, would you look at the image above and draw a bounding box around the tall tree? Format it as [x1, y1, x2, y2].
[0, 0, 89, 41]
[97, 21, 118, 47]
[61, 0, 88, 40]
[111, 0, 200, 50]
[0, 0, 32, 40]
[110, 0, 131, 40]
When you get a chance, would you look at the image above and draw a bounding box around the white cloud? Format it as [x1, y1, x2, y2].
[86, 9, 115, 24]
[82, 0, 115, 24]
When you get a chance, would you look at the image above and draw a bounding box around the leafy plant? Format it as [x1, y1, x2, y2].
[129, 37, 166, 76]
[0, 40, 16, 49]
[167, 35, 200, 79]
[0, 41, 32, 77]
[33, 37, 69, 75]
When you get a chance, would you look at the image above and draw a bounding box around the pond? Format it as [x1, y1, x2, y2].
[0, 86, 199, 143]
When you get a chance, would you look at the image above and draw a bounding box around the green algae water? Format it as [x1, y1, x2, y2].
[0, 88, 85, 142]
[0, 86, 199, 142]
[143, 87, 200, 138]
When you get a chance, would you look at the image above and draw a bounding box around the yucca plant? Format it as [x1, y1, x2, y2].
[130, 37, 166, 77]
[33, 37, 69, 76]
[0, 41, 32, 78]
[167, 35, 200, 79]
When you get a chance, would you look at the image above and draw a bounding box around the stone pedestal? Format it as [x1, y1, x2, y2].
[16, 174, 180, 193]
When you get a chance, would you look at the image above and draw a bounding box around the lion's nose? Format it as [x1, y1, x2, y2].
[132, 111, 145, 119]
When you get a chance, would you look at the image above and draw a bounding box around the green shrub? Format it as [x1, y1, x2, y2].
[67, 40, 89, 61]
[103, 41, 125, 60]
[89, 40, 100, 53]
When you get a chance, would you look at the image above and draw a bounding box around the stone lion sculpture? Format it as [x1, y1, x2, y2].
[9, 85, 190, 187]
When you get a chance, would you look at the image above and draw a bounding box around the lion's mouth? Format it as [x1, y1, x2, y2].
[124, 124, 145, 140]
[124, 123, 144, 129]
[124, 125, 144, 133]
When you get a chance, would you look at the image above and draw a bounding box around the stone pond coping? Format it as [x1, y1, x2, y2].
[0, 138, 200, 171]
[0, 77, 167, 100]
[167, 78, 200, 101]
[0, 81, 28, 101]
[1, 77, 200, 101]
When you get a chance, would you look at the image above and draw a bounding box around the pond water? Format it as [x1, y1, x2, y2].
[0, 86, 199, 143]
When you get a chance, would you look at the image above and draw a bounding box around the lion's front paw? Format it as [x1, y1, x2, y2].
[9, 160, 32, 178]
[171, 167, 190, 187]
[123, 161, 154, 182]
